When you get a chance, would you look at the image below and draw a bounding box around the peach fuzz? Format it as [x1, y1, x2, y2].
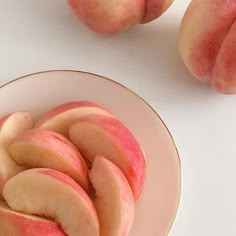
[0, 202, 66, 236]
[67, 0, 174, 34]
[3, 168, 100, 236]
[9, 129, 90, 192]
[178, 0, 236, 94]
[34, 101, 112, 137]
[90, 156, 135, 236]
[69, 114, 147, 200]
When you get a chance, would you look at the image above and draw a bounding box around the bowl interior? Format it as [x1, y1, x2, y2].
[0, 70, 181, 236]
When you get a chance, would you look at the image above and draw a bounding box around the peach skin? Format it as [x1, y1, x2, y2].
[0, 202, 66, 236]
[90, 155, 135, 236]
[9, 129, 90, 192]
[178, 0, 236, 94]
[34, 101, 112, 138]
[3, 168, 100, 236]
[67, 0, 174, 34]
[69, 114, 147, 200]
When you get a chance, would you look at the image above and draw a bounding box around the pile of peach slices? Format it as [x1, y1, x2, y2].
[0, 101, 147, 236]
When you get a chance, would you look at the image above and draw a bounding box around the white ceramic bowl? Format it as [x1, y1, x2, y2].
[0, 70, 181, 236]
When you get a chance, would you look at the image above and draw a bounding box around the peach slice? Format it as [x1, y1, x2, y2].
[90, 155, 135, 236]
[34, 101, 112, 137]
[0, 202, 66, 236]
[69, 114, 147, 200]
[0, 111, 33, 146]
[0, 149, 25, 200]
[9, 129, 90, 192]
[3, 168, 100, 236]
[0, 111, 33, 199]
[178, 0, 236, 94]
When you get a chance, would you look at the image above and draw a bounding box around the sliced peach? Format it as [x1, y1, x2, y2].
[34, 101, 112, 137]
[90, 155, 135, 236]
[0, 111, 33, 199]
[3, 168, 100, 236]
[69, 114, 147, 200]
[9, 129, 90, 192]
[0, 202, 66, 236]
[0, 149, 25, 200]
[0, 111, 33, 146]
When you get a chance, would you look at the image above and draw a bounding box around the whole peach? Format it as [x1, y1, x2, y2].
[178, 0, 236, 94]
[67, 0, 174, 34]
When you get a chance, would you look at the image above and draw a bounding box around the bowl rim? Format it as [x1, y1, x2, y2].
[0, 69, 182, 235]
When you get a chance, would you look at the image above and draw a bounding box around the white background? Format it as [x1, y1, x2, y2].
[0, 1, 235, 235]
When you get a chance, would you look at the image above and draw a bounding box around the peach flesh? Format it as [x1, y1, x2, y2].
[35, 101, 112, 137]
[90, 156, 135, 236]
[9, 129, 90, 192]
[3, 168, 100, 236]
[0, 202, 66, 236]
[0, 111, 33, 199]
[179, 0, 236, 94]
[69, 114, 147, 200]
[0, 149, 25, 200]
[0, 111, 33, 146]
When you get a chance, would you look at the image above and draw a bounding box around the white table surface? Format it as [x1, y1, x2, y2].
[0, 1, 236, 235]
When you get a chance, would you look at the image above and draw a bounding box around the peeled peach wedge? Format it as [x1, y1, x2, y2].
[9, 129, 90, 192]
[178, 0, 236, 94]
[90, 155, 135, 236]
[0, 111, 33, 199]
[69, 114, 147, 200]
[67, 0, 174, 34]
[0, 202, 66, 236]
[3, 168, 100, 236]
[34, 101, 112, 137]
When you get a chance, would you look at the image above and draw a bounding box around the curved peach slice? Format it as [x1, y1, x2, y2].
[9, 129, 90, 192]
[0, 202, 66, 236]
[90, 155, 135, 236]
[0, 111, 33, 199]
[3, 168, 100, 236]
[0, 149, 25, 200]
[0, 111, 33, 146]
[34, 101, 112, 137]
[69, 114, 147, 200]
